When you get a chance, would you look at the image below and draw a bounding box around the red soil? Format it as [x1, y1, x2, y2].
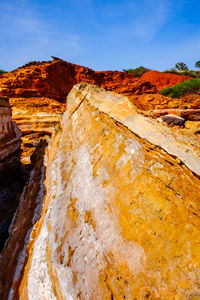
[0, 59, 156, 102]
[141, 70, 192, 90]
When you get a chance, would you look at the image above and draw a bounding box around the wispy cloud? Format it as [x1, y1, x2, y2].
[131, 0, 170, 41]
[0, 0, 81, 70]
[97, 0, 170, 41]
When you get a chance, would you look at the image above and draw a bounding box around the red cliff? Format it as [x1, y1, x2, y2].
[141, 70, 192, 90]
[0, 59, 156, 102]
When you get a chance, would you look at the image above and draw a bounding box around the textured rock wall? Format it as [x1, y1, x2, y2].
[0, 59, 193, 136]
[0, 59, 156, 102]
[0, 140, 47, 300]
[0, 96, 22, 170]
[141, 70, 192, 90]
[0, 96, 23, 252]
[10, 84, 200, 299]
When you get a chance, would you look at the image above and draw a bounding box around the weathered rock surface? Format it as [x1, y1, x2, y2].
[0, 96, 22, 170]
[5, 84, 200, 299]
[0, 140, 47, 299]
[129, 93, 200, 121]
[0, 59, 156, 102]
[141, 70, 192, 90]
[9, 97, 64, 135]
[0, 96, 24, 252]
[0, 59, 194, 137]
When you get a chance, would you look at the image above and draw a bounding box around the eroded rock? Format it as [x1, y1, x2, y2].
[0, 96, 24, 253]
[7, 84, 200, 300]
[141, 70, 192, 90]
[0, 96, 22, 171]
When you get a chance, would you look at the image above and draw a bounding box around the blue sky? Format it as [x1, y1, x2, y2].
[0, 0, 200, 71]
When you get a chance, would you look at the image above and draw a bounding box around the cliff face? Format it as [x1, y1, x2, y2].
[141, 70, 192, 90]
[0, 59, 156, 102]
[0, 140, 47, 299]
[0, 59, 193, 136]
[5, 84, 200, 299]
[0, 96, 21, 170]
[0, 96, 23, 251]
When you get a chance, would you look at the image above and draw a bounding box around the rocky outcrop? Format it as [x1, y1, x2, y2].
[0, 140, 47, 299]
[141, 70, 192, 90]
[4, 84, 200, 299]
[0, 59, 156, 102]
[0, 96, 22, 171]
[129, 93, 200, 121]
[0, 59, 157, 137]
[10, 97, 65, 135]
[0, 96, 24, 252]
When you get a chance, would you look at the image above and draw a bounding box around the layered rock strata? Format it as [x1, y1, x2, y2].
[0, 96, 22, 171]
[0, 59, 193, 136]
[5, 84, 200, 299]
[0, 59, 156, 102]
[0, 96, 23, 252]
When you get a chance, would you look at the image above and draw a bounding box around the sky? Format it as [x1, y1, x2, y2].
[0, 0, 200, 72]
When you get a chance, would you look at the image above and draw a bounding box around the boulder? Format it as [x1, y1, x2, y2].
[157, 114, 185, 126]
[5, 84, 200, 300]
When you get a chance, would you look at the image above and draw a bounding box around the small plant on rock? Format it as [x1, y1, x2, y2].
[123, 66, 150, 77]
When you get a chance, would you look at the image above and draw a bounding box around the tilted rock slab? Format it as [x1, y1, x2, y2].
[10, 84, 200, 299]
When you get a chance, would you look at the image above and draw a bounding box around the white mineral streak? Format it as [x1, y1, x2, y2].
[8, 165, 46, 300]
[27, 89, 146, 299]
[32, 165, 46, 224]
[71, 83, 200, 176]
[47, 140, 145, 299]
[115, 135, 144, 182]
[28, 221, 57, 300]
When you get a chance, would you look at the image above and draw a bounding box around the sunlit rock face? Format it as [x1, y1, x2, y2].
[0, 59, 156, 102]
[7, 84, 200, 299]
[0, 59, 155, 143]
[140, 70, 192, 90]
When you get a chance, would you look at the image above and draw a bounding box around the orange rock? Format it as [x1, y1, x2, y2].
[141, 70, 192, 90]
[0, 59, 156, 102]
[8, 84, 200, 299]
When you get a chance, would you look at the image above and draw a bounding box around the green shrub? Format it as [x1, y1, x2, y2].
[160, 78, 200, 98]
[123, 66, 150, 77]
[0, 69, 7, 75]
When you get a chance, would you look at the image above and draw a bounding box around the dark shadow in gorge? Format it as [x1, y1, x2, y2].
[0, 139, 48, 300]
[0, 155, 29, 253]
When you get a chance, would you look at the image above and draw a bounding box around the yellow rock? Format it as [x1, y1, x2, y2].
[6, 84, 200, 299]
[185, 120, 200, 130]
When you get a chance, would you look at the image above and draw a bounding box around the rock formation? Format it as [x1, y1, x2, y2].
[141, 70, 192, 90]
[2, 84, 200, 299]
[0, 60, 156, 102]
[0, 59, 157, 138]
[0, 96, 24, 252]
[0, 140, 47, 298]
[0, 96, 21, 171]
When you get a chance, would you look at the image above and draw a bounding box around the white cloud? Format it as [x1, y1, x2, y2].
[0, 0, 81, 70]
[97, 0, 170, 42]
